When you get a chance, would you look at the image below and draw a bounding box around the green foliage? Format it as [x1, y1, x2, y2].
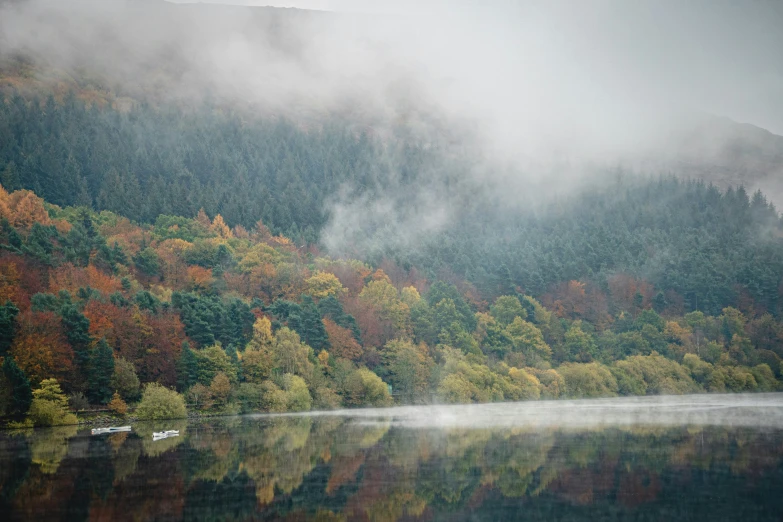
[3, 356, 32, 416]
[490, 296, 526, 326]
[135, 383, 187, 420]
[60, 303, 92, 370]
[505, 317, 551, 365]
[87, 338, 115, 404]
[0, 301, 19, 357]
[563, 323, 597, 363]
[194, 344, 237, 386]
[27, 379, 77, 427]
[558, 362, 618, 398]
[343, 368, 392, 407]
[133, 247, 160, 276]
[176, 342, 199, 392]
[382, 339, 432, 403]
[112, 357, 141, 402]
[612, 354, 700, 395]
[281, 374, 312, 412]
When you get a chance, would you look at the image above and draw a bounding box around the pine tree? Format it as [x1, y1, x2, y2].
[2, 357, 32, 416]
[299, 295, 329, 351]
[176, 341, 199, 392]
[88, 338, 115, 405]
[60, 304, 92, 371]
[0, 301, 20, 357]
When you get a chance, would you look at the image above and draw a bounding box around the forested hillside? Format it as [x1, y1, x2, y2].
[1, 94, 781, 313]
[0, 175, 781, 425]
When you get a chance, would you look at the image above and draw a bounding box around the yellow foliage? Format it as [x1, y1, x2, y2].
[108, 392, 128, 415]
[305, 271, 346, 299]
[211, 214, 233, 239]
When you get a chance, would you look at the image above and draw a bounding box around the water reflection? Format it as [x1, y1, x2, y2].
[1, 394, 782, 521]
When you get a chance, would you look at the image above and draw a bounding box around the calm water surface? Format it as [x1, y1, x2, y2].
[1, 394, 783, 521]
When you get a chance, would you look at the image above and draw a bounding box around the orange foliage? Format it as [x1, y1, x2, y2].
[83, 299, 116, 341]
[187, 266, 213, 290]
[101, 217, 145, 256]
[10, 311, 74, 386]
[0, 259, 22, 304]
[0, 253, 47, 310]
[0, 187, 51, 229]
[49, 264, 122, 296]
[324, 318, 363, 361]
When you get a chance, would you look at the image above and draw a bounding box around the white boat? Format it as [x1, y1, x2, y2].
[91, 426, 132, 435]
[152, 430, 180, 440]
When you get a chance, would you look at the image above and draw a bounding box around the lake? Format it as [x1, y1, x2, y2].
[1, 393, 783, 521]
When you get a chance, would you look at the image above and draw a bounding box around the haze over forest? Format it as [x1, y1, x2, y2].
[0, 0, 782, 422]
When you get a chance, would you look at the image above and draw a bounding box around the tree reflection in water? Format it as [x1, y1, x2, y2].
[1, 409, 782, 521]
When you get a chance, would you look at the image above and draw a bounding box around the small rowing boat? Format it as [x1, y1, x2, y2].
[91, 426, 132, 435]
[152, 430, 180, 440]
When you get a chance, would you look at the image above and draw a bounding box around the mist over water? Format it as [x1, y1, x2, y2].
[274, 393, 783, 430]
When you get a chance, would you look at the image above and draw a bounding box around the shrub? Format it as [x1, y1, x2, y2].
[262, 381, 288, 413]
[612, 353, 701, 395]
[526, 367, 565, 399]
[558, 362, 618, 398]
[27, 379, 77, 426]
[507, 367, 541, 401]
[750, 364, 778, 392]
[282, 374, 312, 412]
[108, 392, 128, 415]
[135, 383, 187, 420]
[344, 368, 392, 407]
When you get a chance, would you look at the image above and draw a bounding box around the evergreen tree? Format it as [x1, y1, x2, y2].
[60, 303, 92, 371]
[176, 341, 199, 392]
[0, 301, 20, 357]
[299, 295, 329, 351]
[2, 357, 32, 416]
[87, 338, 115, 405]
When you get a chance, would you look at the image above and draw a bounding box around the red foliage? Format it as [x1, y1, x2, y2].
[86, 303, 186, 386]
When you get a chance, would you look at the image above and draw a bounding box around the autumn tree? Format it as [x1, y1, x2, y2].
[505, 317, 552, 365]
[382, 339, 433, 403]
[111, 357, 140, 402]
[324, 318, 362, 361]
[27, 378, 77, 426]
[209, 372, 232, 407]
[305, 271, 345, 299]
